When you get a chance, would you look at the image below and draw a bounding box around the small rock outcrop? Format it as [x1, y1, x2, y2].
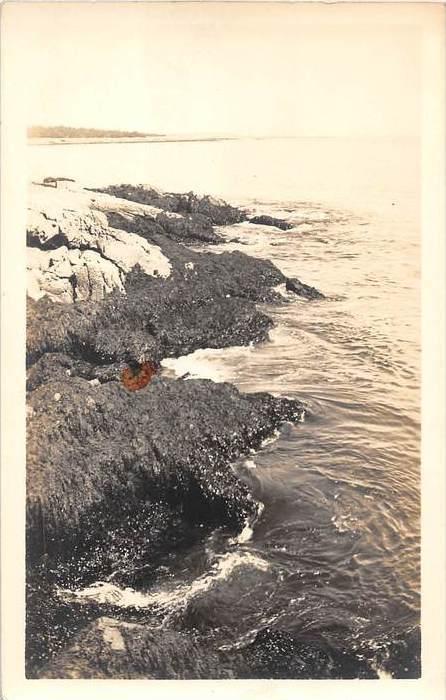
[286, 277, 325, 300]
[249, 215, 294, 231]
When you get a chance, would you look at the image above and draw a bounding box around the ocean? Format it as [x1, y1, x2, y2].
[28, 136, 420, 676]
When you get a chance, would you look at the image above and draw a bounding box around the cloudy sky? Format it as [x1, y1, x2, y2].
[9, 2, 424, 137]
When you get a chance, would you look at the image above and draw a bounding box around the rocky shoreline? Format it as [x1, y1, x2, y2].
[26, 180, 333, 678]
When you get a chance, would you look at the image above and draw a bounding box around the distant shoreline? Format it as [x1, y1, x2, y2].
[28, 135, 241, 146]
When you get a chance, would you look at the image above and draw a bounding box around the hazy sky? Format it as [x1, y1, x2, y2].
[11, 2, 422, 137]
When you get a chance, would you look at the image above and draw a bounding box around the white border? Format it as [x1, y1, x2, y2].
[1, 3, 445, 699]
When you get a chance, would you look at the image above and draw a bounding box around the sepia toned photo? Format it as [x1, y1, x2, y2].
[1, 1, 445, 693]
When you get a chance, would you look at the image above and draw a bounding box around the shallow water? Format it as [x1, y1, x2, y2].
[30, 137, 420, 676]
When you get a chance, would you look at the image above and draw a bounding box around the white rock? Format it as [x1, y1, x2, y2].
[27, 246, 74, 303]
[27, 182, 172, 303]
[27, 209, 59, 246]
[96, 226, 170, 278]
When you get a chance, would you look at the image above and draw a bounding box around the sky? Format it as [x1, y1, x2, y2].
[8, 2, 423, 137]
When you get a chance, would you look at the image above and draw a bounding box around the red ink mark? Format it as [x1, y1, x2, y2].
[121, 362, 157, 391]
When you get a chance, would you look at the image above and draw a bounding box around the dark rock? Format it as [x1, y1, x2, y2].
[26, 351, 140, 392]
[25, 499, 201, 676]
[232, 627, 378, 679]
[156, 211, 220, 244]
[26, 234, 286, 368]
[128, 230, 285, 298]
[26, 575, 99, 678]
[188, 193, 246, 226]
[37, 617, 234, 679]
[105, 210, 166, 239]
[27, 374, 304, 571]
[286, 277, 325, 300]
[106, 210, 222, 245]
[26, 286, 272, 371]
[91, 184, 246, 228]
[249, 215, 294, 231]
[371, 627, 421, 679]
[27, 352, 75, 391]
[26, 367, 303, 676]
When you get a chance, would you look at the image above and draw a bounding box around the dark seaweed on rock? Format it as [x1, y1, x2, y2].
[106, 210, 222, 245]
[37, 618, 235, 679]
[92, 183, 248, 244]
[230, 627, 378, 680]
[26, 234, 288, 373]
[26, 374, 303, 675]
[26, 576, 100, 677]
[91, 184, 246, 225]
[34, 617, 383, 680]
[26, 282, 273, 375]
[27, 375, 303, 569]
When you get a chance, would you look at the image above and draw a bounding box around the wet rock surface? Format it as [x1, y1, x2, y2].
[231, 627, 379, 679]
[34, 616, 385, 680]
[286, 276, 326, 300]
[37, 617, 234, 679]
[27, 375, 303, 569]
[26, 376, 304, 676]
[249, 215, 294, 231]
[26, 180, 325, 679]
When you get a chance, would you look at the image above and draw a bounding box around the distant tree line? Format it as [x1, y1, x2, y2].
[28, 125, 163, 138]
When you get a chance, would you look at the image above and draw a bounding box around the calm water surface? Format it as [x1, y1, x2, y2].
[29, 137, 420, 675]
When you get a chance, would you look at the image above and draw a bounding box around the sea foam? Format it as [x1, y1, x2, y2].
[57, 550, 270, 612]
